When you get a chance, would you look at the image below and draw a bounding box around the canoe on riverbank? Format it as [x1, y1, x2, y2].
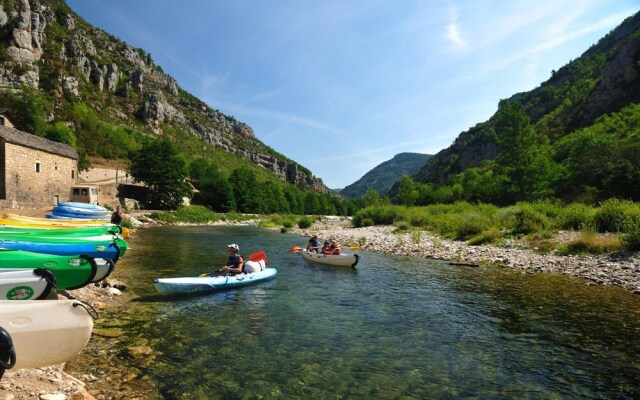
[154, 268, 278, 295]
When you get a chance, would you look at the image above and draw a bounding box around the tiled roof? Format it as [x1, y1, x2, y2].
[0, 125, 78, 159]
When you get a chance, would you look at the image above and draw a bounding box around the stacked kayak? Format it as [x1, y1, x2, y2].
[154, 268, 278, 295]
[48, 202, 111, 220]
[0, 213, 127, 298]
[0, 300, 94, 369]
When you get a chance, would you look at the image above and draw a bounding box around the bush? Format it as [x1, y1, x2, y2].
[149, 205, 220, 224]
[556, 203, 596, 230]
[298, 216, 314, 229]
[121, 217, 134, 229]
[623, 220, 640, 251]
[594, 199, 640, 233]
[454, 212, 490, 240]
[499, 203, 550, 235]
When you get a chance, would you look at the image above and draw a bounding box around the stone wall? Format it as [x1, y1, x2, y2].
[0, 142, 77, 208]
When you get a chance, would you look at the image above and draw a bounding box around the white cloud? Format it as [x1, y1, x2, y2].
[446, 22, 467, 47]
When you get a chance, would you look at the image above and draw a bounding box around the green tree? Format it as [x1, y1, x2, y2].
[130, 138, 192, 209]
[229, 166, 259, 213]
[494, 100, 555, 204]
[392, 176, 419, 206]
[44, 122, 77, 147]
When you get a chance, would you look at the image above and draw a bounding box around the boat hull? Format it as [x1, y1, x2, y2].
[0, 300, 94, 369]
[301, 250, 359, 267]
[0, 237, 126, 261]
[0, 269, 55, 300]
[154, 268, 278, 295]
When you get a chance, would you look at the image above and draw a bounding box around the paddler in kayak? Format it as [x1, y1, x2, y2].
[215, 244, 244, 276]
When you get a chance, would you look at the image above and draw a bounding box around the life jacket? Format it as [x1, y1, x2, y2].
[227, 254, 244, 272]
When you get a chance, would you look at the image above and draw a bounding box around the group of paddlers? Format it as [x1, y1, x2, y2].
[306, 234, 342, 255]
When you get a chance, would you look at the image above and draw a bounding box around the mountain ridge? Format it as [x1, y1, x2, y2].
[340, 152, 432, 199]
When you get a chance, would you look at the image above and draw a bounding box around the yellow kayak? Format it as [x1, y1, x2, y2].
[3, 213, 110, 226]
[0, 217, 129, 239]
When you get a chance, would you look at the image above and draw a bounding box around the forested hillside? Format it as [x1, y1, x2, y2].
[398, 11, 640, 206]
[0, 0, 356, 213]
[340, 152, 432, 199]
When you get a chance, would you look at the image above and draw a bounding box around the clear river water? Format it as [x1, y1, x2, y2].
[69, 225, 640, 399]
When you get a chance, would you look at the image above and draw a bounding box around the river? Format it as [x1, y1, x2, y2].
[68, 225, 640, 399]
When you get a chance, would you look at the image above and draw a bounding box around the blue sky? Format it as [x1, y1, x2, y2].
[66, 1, 639, 189]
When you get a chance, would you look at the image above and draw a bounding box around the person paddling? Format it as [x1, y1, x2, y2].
[215, 244, 244, 276]
[307, 235, 321, 253]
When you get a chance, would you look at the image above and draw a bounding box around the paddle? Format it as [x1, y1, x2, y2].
[289, 246, 303, 253]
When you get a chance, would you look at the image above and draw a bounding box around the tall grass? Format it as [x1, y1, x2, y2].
[351, 200, 640, 252]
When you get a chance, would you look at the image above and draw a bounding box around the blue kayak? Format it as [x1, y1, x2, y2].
[57, 202, 108, 210]
[154, 268, 278, 295]
[0, 239, 124, 261]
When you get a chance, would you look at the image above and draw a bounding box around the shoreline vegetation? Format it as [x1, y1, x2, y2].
[2, 202, 639, 399]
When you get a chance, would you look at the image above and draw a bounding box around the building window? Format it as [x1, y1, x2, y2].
[71, 170, 75, 179]
[35, 162, 40, 173]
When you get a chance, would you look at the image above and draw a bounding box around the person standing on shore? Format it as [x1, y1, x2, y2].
[110, 205, 124, 226]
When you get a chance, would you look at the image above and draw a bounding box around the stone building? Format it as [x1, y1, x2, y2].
[0, 121, 78, 209]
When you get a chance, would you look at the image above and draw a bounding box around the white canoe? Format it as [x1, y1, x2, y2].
[0, 300, 94, 369]
[154, 268, 278, 295]
[0, 269, 56, 300]
[301, 250, 360, 268]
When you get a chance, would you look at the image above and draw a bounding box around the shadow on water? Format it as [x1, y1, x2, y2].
[69, 226, 640, 399]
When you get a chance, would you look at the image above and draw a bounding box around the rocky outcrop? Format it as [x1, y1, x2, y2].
[571, 36, 640, 128]
[5, 0, 42, 64]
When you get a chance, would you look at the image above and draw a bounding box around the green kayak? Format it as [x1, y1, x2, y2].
[0, 249, 97, 290]
[0, 225, 122, 237]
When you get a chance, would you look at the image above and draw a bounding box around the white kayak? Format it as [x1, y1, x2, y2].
[0, 300, 94, 369]
[0, 269, 56, 300]
[301, 249, 360, 268]
[154, 268, 278, 295]
[93, 258, 115, 283]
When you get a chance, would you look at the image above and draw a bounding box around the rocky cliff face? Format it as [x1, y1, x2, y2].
[0, 0, 332, 194]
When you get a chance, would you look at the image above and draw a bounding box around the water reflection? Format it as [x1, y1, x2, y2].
[69, 226, 640, 399]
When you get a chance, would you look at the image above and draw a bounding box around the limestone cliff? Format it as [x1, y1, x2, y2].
[0, 0, 332, 194]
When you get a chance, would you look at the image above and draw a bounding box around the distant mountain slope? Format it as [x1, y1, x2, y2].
[412, 11, 640, 190]
[0, 0, 331, 193]
[340, 152, 432, 199]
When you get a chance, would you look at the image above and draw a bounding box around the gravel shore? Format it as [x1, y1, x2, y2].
[292, 218, 640, 294]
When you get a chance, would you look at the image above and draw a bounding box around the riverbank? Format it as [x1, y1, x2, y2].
[291, 217, 640, 294]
